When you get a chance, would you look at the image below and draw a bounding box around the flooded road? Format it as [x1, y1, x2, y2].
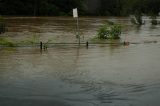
[0, 17, 160, 106]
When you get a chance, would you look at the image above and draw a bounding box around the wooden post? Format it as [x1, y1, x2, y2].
[86, 41, 89, 48]
[40, 42, 43, 50]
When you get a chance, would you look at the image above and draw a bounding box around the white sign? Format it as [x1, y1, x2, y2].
[73, 8, 78, 18]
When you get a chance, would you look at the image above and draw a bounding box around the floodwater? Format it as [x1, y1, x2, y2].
[0, 17, 160, 106]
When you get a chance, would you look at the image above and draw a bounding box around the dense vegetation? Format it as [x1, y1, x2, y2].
[0, 0, 160, 16]
[0, 0, 84, 16]
[97, 23, 121, 39]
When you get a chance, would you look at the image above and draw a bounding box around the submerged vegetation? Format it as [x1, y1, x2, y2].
[0, 33, 53, 47]
[0, 34, 39, 47]
[130, 13, 144, 25]
[0, 38, 14, 47]
[135, 14, 143, 25]
[19, 34, 40, 45]
[97, 23, 121, 39]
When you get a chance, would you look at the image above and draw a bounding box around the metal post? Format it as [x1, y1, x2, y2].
[73, 8, 80, 45]
[76, 17, 80, 45]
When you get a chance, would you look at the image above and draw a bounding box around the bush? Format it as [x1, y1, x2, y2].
[97, 24, 121, 39]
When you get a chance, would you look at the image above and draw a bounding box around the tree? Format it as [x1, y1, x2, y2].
[0, 0, 159, 16]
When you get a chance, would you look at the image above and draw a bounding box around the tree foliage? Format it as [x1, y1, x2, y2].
[0, 0, 84, 16]
[0, 0, 159, 16]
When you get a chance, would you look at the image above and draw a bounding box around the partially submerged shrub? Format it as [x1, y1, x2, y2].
[131, 16, 138, 25]
[135, 15, 143, 25]
[130, 15, 143, 25]
[97, 24, 121, 39]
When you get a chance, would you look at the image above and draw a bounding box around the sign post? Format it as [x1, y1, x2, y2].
[73, 8, 80, 45]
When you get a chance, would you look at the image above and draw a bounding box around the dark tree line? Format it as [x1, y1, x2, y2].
[86, 0, 160, 16]
[0, 0, 84, 16]
[0, 0, 160, 16]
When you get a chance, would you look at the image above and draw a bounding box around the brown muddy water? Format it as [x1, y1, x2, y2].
[0, 17, 160, 106]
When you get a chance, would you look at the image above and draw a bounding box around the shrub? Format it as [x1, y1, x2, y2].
[97, 24, 121, 39]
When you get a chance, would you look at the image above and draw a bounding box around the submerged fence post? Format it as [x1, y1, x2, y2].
[40, 42, 43, 50]
[86, 41, 89, 48]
